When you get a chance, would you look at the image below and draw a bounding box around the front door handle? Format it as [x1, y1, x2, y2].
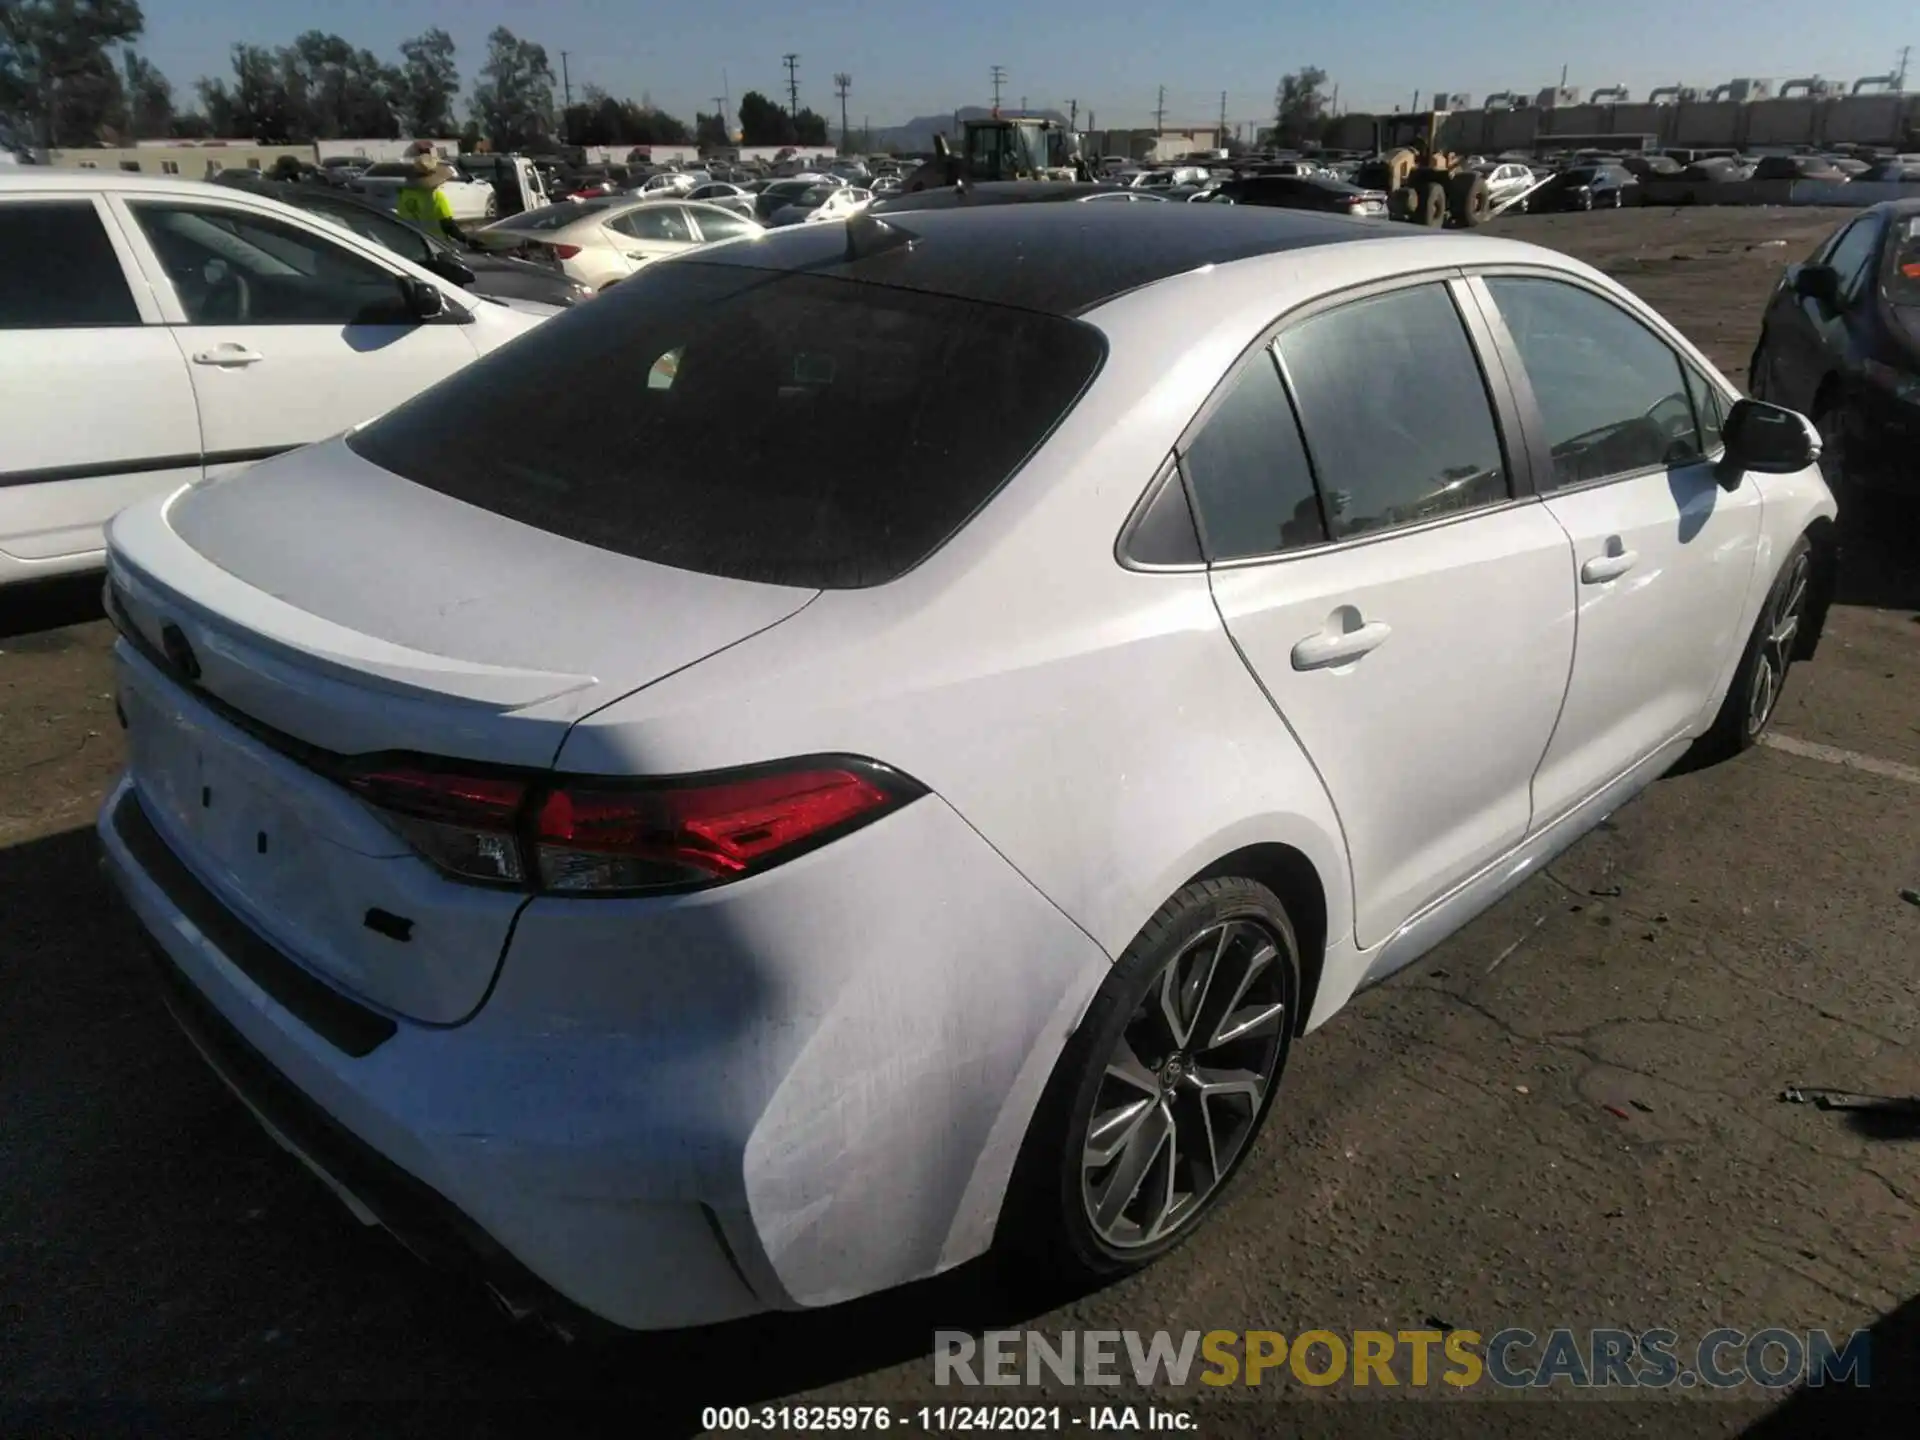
[191, 344, 264, 368]
[1291, 617, 1392, 671]
[1580, 549, 1639, 584]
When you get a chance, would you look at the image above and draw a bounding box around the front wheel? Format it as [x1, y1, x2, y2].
[1694, 535, 1813, 762]
[1003, 879, 1300, 1280]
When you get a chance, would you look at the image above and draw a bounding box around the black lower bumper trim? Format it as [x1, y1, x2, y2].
[110, 788, 396, 1057]
[143, 935, 615, 1339]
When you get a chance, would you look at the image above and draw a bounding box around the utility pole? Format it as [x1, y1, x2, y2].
[1067, 98, 1078, 130]
[990, 65, 1007, 114]
[1218, 90, 1227, 146]
[561, 52, 572, 108]
[834, 73, 852, 152]
[1897, 46, 1911, 90]
[1154, 84, 1167, 133]
[783, 53, 801, 118]
[711, 95, 726, 144]
[1559, 62, 1569, 88]
[723, 67, 732, 135]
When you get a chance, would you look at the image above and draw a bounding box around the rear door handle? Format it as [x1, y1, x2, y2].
[1291, 620, 1392, 671]
[191, 344, 264, 368]
[1580, 549, 1639, 584]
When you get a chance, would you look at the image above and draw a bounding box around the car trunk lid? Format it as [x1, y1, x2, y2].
[105, 442, 815, 1023]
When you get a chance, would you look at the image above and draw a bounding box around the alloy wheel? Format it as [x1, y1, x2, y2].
[1081, 919, 1290, 1250]
[1748, 548, 1810, 735]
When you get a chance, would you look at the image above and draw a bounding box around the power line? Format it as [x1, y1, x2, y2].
[990, 64, 1007, 114]
[782, 54, 800, 117]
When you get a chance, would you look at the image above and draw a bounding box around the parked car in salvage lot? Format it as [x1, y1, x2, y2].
[0, 170, 556, 591]
[1749, 198, 1920, 500]
[94, 203, 1840, 1337]
[351, 159, 500, 220]
[470, 196, 764, 291]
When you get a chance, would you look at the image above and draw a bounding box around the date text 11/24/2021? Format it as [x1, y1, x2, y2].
[701, 1405, 1198, 1432]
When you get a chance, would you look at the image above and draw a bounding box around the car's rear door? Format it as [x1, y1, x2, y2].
[0, 192, 200, 578]
[605, 203, 697, 269]
[1200, 277, 1577, 950]
[1466, 272, 1763, 824]
[110, 192, 481, 478]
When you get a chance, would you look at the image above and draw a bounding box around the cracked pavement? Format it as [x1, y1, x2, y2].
[0, 206, 1914, 1436]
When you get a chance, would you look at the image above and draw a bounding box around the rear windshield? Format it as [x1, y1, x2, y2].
[345, 261, 1105, 589]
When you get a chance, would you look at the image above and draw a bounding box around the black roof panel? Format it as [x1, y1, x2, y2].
[687, 202, 1397, 316]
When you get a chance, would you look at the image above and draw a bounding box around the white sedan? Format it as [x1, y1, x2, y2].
[99, 204, 1835, 1335]
[351, 160, 499, 221]
[469, 197, 764, 291]
[0, 170, 553, 589]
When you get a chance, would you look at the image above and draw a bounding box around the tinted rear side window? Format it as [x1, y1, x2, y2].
[346, 262, 1105, 588]
[0, 201, 140, 328]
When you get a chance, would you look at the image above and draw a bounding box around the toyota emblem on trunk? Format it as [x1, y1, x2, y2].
[160, 623, 201, 682]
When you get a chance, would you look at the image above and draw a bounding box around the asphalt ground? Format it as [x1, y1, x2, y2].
[1, 204, 1914, 1439]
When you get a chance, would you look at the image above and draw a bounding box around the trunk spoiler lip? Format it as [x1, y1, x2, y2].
[106, 489, 601, 714]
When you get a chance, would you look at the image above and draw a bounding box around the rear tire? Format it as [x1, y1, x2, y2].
[1415, 179, 1448, 227]
[1446, 171, 1491, 227]
[1693, 535, 1813, 763]
[1001, 878, 1301, 1282]
[1388, 185, 1420, 221]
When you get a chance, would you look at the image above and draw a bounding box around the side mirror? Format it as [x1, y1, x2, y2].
[431, 253, 477, 287]
[400, 276, 446, 320]
[1792, 263, 1840, 306]
[1717, 398, 1819, 490]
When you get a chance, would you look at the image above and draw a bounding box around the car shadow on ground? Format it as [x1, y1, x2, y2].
[1833, 493, 1920, 615]
[1739, 1291, 1917, 1439]
[0, 571, 104, 641]
[0, 822, 1107, 1430]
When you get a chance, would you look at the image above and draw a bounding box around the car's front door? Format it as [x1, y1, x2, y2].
[1198, 279, 1577, 949]
[0, 194, 201, 574]
[114, 195, 480, 476]
[1762, 215, 1883, 410]
[1469, 273, 1764, 826]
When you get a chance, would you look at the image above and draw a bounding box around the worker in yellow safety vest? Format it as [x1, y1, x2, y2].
[396, 151, 466, 244]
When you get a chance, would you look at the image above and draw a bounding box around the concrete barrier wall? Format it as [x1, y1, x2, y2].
[1340, 92, 1918, 158]
[1744, 99, 1816, 146]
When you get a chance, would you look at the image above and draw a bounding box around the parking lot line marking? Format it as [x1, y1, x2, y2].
[1759, 732, 1920, 786]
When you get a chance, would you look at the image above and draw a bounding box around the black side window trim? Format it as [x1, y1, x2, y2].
[1462, 268, 1719, 497]
[1118, 267, 1533, 571]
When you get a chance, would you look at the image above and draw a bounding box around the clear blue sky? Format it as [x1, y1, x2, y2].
[141, 1, 1911, 131]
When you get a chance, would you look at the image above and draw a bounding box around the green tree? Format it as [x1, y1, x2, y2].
[695, 110, 728, 149]
[469, 26, 554, 151]
[280, 31, 400, 139]
[397, 27, 458, 136]
[0, 0, 147, 146]
[118, 46, 169, 137]
[1273, 66, 1330, 147]
[793, 106, 829, 146]
[737, 89, 792, 146]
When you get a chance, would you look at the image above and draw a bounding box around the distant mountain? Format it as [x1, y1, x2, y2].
[870, 106, 1070, 154]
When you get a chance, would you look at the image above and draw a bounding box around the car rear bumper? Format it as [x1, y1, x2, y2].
[99, 764, 1111, 1330]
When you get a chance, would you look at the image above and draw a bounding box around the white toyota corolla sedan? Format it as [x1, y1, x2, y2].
[98, 203, 1837, 1335]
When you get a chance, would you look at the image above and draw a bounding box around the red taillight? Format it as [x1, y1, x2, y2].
[549, 243, 582, 259]
[534, 767, 897, 892]
[345, 766, 530, 883]
[343, 758, 918, 894]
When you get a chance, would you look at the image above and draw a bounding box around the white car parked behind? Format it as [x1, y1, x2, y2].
[470, 197, 764, 291]
[352, 161, 498, 220]
[100, 204, 1836, 1336]
[0, 171, 554, 589]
